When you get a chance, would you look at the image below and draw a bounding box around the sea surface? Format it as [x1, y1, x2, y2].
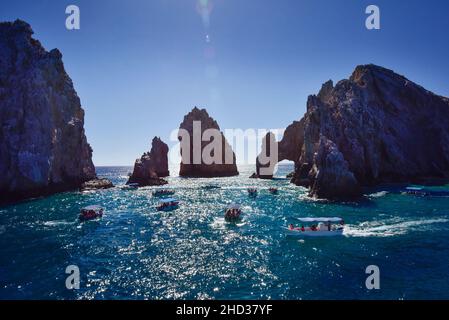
[1, 164, 449, 300]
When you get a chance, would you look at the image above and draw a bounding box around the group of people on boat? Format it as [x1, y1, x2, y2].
[157, 199, 179, 211]
[79, 206, 104, 221]
[288, 219, 345, 233]
[153, 189, 175, 196]
[225, 207, 242, 222]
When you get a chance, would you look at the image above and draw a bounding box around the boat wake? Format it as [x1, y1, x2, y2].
[344, 218, 449, 237]
[367, 191, 389, 198]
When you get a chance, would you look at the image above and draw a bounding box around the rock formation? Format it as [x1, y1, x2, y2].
[0, 20, 97, 204]
[178, 107, 238, 177]
[81, 179, 114, 191]
[291, 64, 449, 199]
[127, 137, 169, 186]
[253, 119, 305, 178]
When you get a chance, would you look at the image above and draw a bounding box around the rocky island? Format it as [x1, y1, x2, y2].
[127, 137, 169, 186]
[256, 64, 449, 199]
[0, 20, 103, 204]
[178, 107, 239, 177]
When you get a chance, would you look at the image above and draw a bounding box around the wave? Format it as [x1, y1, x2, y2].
[344, 218, 448, 237]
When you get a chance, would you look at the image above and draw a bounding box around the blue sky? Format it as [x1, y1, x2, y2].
[1, 0, 449, 166]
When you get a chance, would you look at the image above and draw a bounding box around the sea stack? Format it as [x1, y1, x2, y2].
[253, 120, 305, 179]
[0, 20, 97, 204]
[291, 64, 449, 199]
[178, 107, 239, 177]
[127, 137, 169, 186]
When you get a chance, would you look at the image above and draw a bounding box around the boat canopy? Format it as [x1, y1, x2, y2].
[227, 203, 240, 210]
[160, 198, 178, 203]
[296, 217, 343, 223]
[406, 187, 423, 191]
[82, 205, 103, 211]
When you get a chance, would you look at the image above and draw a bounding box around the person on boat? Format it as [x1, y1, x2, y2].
[310, 225, 317, 231]
[301, 225, 305, 232]
[327, 222, 331, 231]
[289, 224, 294, 230]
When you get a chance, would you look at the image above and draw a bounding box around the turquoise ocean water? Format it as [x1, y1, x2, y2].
[1, 164, 449, 300]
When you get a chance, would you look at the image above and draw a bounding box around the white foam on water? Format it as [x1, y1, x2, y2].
[42, 220, 75, 227]
[368, 191, 389, 198]
[344, 218, 449, 237]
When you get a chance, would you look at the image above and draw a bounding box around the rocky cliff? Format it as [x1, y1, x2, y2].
[292, 64, 449, 199]
[127, 137, 169, 186]
[0, 20, 96, 204]
[254, 119, 305, 179]
[178, 107, 238, 177]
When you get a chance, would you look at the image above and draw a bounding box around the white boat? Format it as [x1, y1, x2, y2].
[284, 217, 345, 237]
[122, 183, 139, 190]
[225, 204, 242, 222]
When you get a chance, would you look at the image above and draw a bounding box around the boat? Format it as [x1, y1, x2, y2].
[122, 183, 139, 190]
[403, 187, 449, 197]
[202, 184, 221, 190]
[268, 187, 278, 194]
[153, 189, 175, 197]
[284, 217, 345, 237]
[156, 198, 180, 212]
[225, 204, 242, 222]
[247, 188, 258, 196]
[79, 205, 104, 221]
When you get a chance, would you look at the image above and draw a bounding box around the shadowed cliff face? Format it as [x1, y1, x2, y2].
[178, 107, 238, 177]
[127, 137, 169, 186]
[292, 64, 449, 199]
[0, 20, 96, 203]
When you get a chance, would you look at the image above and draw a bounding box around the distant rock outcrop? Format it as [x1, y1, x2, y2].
[127, 137, 169, 186]
[81, 179, 114, 191]
[291, 64, 449, 199]
[0, 20, 96, 204]
[178, 107, 239, 177]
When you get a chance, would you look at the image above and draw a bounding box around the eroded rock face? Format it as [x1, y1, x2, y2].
[0, 20, 96, 203]
[293, 64, 449, 199]
[308, 136, 361, 199]
[254, 119, 305, 178]
[178, 107, 238, 177]
[127, 137, 169, 186]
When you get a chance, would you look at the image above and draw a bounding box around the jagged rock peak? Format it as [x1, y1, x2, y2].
[0, 20, 96, 204]
[292, 64, 449, 199]
[127, 137, 170, 186]
[178, 107, 238, 177]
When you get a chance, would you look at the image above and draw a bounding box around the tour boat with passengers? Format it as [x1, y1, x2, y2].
[79, 205, 104, 221]
[122, 183, 139, 190]
[284, 217, 345, 237]
[157, 198, 180, 212]
[153, 189, 175, 197]
[225, 204, 242, 222]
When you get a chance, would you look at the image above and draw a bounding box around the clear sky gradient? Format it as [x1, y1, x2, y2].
[1, 0, 449, 165]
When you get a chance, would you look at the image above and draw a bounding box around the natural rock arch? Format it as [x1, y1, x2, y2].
[254, 119, 305, 179]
